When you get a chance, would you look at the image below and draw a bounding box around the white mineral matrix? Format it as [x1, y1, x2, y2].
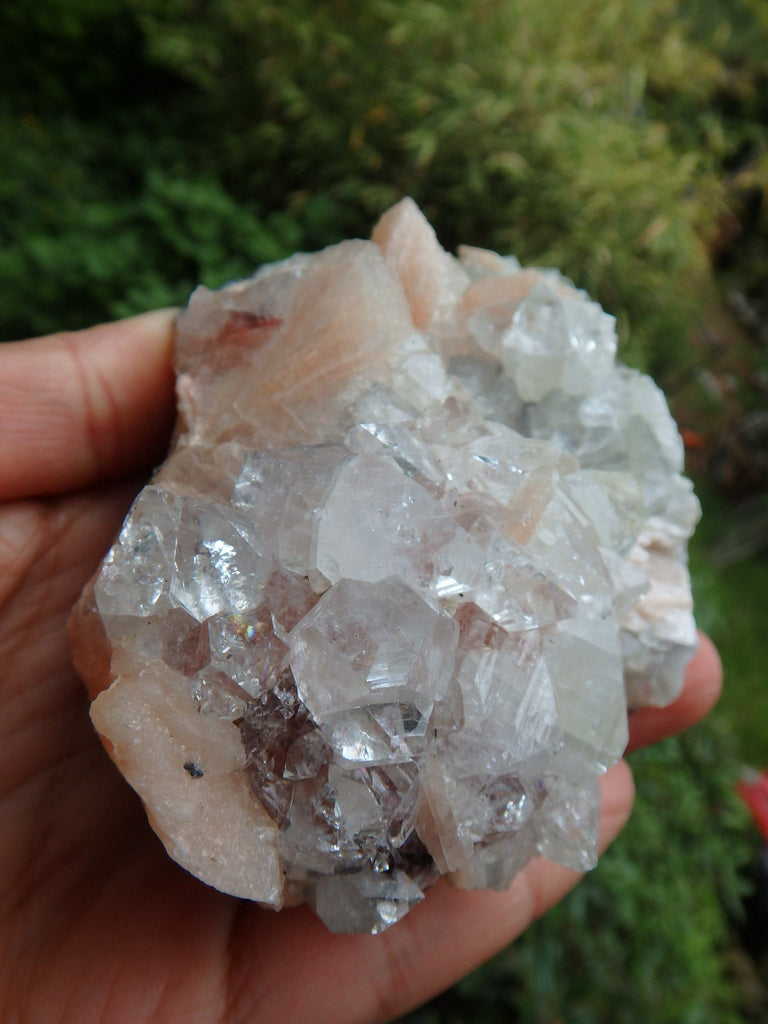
[69, 199, 699, 933]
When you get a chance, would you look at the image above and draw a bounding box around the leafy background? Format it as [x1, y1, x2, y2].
[1, 1, 767, 1020]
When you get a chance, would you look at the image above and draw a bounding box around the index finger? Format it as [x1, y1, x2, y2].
[626, 633, 722, 754]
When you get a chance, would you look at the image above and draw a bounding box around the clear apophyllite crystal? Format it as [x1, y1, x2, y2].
[69, 198, 700, 933]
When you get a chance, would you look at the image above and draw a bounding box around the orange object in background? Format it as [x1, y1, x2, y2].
[737, 771, 768, 843]
[680, 427, 707, 451]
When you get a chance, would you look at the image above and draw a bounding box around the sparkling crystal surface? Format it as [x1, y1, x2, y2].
[69, 198, 700, 933]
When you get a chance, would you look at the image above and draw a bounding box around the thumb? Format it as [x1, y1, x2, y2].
[0, 310, 177, 501]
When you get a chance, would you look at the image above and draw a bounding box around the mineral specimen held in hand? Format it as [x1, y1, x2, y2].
[69, 199, 700, 933]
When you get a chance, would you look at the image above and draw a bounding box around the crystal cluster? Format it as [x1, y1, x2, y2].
[69, 199, 699, 933]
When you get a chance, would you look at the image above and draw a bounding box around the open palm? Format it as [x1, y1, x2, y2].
[0, 312, 722, 1024]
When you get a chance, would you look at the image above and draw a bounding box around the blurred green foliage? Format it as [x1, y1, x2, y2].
[2, 0, 766, 370]
[691, 487, 768, 768]
[2, 1, 766, 1021]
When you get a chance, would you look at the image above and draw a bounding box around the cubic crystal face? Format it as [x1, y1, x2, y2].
[69, 198, 700, 933]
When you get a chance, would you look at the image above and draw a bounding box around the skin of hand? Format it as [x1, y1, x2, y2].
[0, 312, 722, 1024]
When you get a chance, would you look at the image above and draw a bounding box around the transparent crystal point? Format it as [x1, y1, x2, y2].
[94, 486, 182, 627]
[170, 499, 272, 620]
[288, 577, 459, 720]
[536, 775, 601, 871]
[312, 867, 424, 934]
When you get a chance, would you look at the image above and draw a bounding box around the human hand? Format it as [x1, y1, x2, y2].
[0, 313, 722, 1023]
